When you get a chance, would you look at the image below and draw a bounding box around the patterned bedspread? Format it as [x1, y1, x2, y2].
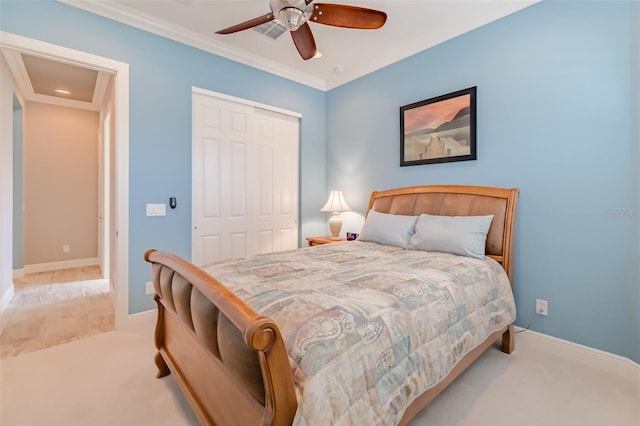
[202, 241, 515, 425]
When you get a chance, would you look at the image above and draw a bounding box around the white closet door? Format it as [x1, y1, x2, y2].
[192, 92, 299, 266]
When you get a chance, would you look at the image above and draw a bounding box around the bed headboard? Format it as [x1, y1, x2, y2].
[366, 185, 519, 283]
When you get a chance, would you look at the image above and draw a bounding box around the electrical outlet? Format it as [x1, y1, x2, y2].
[63, 244, 70, 253]
[145, 281, 154, 295]
[536, 299, 548, 316]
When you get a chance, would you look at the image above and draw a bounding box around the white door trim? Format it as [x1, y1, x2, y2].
[192, 86, 302, 119]
[0, 31, 131, 329]
[98, 103, 112, 280]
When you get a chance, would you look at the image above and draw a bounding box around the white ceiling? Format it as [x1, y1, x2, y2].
[63, 0, 539, 91]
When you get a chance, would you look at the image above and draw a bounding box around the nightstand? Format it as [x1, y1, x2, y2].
[306, 236, 347, 246]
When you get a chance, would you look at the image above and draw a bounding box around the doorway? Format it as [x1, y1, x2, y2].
[0, 31, 130, 329]
[1, 266, 113, 358]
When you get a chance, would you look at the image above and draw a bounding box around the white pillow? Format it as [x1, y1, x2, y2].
[408, 214, 494, 259]
[358, 210, 418, 249]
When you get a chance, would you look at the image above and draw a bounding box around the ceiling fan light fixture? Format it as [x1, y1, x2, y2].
[278, 7, 306, 31]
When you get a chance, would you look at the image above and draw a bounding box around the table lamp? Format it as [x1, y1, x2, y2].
[320, 190, 352, 240]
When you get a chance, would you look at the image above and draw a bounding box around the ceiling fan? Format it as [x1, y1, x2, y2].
[216, 0, 387, 60]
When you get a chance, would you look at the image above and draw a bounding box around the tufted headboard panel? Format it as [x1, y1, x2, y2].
[367, 185, 519, 283]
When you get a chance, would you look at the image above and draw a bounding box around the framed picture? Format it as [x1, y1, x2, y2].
[400, 86, 476, 166]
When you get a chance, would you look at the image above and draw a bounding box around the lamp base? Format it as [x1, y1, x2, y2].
[328, 213, 342, 239]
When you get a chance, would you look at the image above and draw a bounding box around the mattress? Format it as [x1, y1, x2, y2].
[203, 241, 516, 425]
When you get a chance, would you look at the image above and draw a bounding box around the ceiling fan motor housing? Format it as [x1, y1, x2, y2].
[270, 0, 312, 31]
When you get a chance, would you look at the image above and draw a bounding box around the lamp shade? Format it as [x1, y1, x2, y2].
[320, 190, 352, 212]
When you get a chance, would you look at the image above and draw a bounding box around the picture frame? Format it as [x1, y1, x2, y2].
[400, 86, 476, 166]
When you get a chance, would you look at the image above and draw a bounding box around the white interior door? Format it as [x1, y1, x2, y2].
[192, 91, 299, 266]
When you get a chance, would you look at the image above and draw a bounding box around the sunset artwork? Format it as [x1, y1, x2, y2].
[400, 87, 476, 166]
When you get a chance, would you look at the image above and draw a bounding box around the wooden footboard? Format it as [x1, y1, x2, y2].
[144, 249, 297, 426]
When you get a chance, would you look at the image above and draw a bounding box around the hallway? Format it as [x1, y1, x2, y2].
[0, 266, 114, 359]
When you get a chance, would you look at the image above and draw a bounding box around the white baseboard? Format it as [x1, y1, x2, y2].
[515, 327, 639, 379]
[0, 284, 15, 316]
[13, 269, 24, 279]
[24, 257, 100, 274]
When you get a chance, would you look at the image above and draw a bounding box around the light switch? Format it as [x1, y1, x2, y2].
[146, 203, 166, 216]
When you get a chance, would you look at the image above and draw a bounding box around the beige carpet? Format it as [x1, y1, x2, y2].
[0, 321, 638, 426]
[0, 325, 197, 426]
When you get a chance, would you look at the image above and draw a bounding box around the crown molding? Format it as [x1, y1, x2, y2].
[60, 0, 328, 91]
[1, 40, 107, 111]
[1, 48, 33, 97]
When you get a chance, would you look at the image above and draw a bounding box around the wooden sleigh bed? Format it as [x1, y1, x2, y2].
[145, 184, 519, 425]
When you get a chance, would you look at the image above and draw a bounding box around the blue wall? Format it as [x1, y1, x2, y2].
[631, 0, 640, 364]
[0, 0, 327, 313]
[327, 1, 639, 361]
[1, 0, 637, 361]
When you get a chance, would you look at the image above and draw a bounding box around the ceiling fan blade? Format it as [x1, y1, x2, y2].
[216, 12, 275, 34]
[310, 3, 387, 29]
[290, 22, 318, 60]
